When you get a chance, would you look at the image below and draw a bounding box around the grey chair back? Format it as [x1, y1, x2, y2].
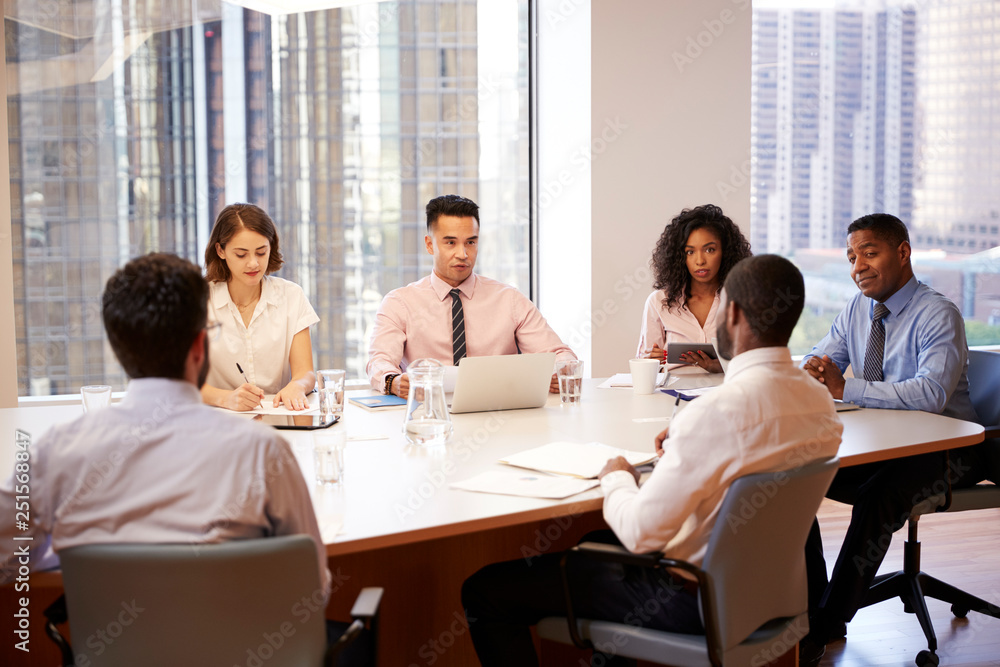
[700, 457, 839, 663]
[59, 535, 327, 667]
[968, 349, 1000, 434]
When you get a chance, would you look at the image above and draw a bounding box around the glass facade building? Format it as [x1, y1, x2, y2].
[7, 0, 529, 396]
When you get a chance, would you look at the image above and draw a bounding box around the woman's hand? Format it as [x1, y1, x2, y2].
[223, 383, 266, 411]
[679, 350, 722, 374]
[275, 382, 310, 411]
[645, 344, 666, 361]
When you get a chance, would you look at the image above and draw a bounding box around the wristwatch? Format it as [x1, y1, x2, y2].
[384, 373, 400, 396]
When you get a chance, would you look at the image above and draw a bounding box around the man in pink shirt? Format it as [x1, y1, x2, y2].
[367, 195, 576, 397]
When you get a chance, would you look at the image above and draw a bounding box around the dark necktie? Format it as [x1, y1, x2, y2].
[862, 302, 890, 382]
[450, 288, 467, 366]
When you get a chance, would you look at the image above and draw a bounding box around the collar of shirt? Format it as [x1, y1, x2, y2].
[723, 346, 793, 383]
[210, 276, 278, 317]
[430, 272, 477, 301]
[120, 377, 204, 409]
[876, 274, 918, 320]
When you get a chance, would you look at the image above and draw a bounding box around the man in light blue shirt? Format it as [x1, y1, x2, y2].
[800, 213, 988, 664]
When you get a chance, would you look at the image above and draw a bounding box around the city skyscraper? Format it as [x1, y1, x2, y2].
[7, 0, 529, 396]
[752, 3, 917, 255]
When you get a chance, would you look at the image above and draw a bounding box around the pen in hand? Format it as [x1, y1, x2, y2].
[236, 362, 264, 409]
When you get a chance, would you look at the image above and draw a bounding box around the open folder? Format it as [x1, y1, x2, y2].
[498, 441, 657, 479]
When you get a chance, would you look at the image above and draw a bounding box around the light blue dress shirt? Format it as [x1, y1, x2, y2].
[804, 275, 978, 422]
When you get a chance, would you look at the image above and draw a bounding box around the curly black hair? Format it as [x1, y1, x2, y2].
[650, 204, 752, 310]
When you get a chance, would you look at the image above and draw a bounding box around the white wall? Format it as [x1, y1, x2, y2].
[587, 0, 752, 376]
[537, 0, 752, 378]
[536, 0, 593, 368]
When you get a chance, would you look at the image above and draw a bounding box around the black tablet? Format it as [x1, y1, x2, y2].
[255, 414, 340, 430]
[666, 342, 718, 365]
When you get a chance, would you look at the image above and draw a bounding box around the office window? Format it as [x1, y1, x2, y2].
[752, 0, 1000, 352]
[7, 0, 530, 396]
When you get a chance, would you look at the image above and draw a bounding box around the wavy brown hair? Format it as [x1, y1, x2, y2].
[204, 203, 284, 282]
[650, 204, 752, 310]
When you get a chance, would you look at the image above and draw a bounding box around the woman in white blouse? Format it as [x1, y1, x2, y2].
[636, 204, 751, 373]
[200, 203, 319, 411]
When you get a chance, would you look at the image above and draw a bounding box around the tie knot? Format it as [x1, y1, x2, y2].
[450, 288, 461, 299]
[873, 303, 890, 322]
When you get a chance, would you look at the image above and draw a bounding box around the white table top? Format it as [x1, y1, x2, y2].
[0, 378, 984, 556]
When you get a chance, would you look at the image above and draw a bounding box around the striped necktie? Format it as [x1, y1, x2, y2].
[450, 288, 467, 366]
[862, 302, 890, 382]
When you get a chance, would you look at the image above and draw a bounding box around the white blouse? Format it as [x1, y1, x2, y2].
[206, 276, 320, 394]
[635, 289, 723, 370]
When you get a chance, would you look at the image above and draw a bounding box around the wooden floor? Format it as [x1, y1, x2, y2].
[815, 498, 1000, 667]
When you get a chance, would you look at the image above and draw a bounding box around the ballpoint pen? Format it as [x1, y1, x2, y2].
[236, 362, 263, 409]
[670, 394, 682, 421]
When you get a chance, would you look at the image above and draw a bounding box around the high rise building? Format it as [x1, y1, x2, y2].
[752, 3, 917, 255]
[7, 0, 529, 396]
[910, 0, 1000, 255]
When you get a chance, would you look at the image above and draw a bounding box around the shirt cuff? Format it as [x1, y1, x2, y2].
[843, 377, 865, 405]
[600, 469, 638, 495]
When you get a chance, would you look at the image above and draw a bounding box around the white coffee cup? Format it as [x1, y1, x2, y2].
[629, 358, 661, 395]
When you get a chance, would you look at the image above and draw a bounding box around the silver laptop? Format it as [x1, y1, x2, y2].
[448, 353, 556, 414]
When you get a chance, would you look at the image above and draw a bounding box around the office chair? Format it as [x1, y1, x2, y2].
[859, 349, 1000, 667]
[43, 535, 383, 667]
[537, 457, 839, 666]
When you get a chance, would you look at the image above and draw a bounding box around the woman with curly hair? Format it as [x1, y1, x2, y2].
[636, 204, 752, 373]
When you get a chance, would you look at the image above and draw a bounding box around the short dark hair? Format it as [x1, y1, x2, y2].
[651, 204, 752, 309]
[426, 195, 480, 230]
[723, 254, 804, 347]
[847, 213, 910, 248]
[103, 253, 208, 380]
[205, 203, 284, 282]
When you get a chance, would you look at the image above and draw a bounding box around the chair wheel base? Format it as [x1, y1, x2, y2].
[951, 604, 969, 618]
[916, 649, 940, 667]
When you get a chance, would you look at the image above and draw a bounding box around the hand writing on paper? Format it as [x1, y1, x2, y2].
[598, 456, 641, 485]
[224, 383, 265, 411]
[803, 354, 846, 400]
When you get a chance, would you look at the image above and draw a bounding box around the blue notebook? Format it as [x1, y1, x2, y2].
[349, 394, 408, 411]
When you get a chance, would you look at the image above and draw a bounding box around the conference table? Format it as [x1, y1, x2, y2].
[0, 376, 985, 667]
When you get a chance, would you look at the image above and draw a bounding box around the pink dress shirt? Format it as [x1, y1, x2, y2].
[367, 273, 576, 391]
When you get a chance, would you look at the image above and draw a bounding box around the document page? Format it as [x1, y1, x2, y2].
[499, 441, 657, 479]
[450, 470, 599, 499]
[598, 373, 670, 389]
[220, 392, 320, 415]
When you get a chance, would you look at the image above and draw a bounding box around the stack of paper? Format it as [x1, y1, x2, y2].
[450, 471, 599, 499]
[598, 373, 671, 389]
[498, 441, 657, 478]
[222, 393, 321, 416]
[450, 441, 655, 500]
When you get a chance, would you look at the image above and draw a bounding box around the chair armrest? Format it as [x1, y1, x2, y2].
[350, 587, 383, 620]
[573, 543, 707, 589]
[325, 587, 385, 667]
[563, 543, 723, 667]
[573, 542, 664, 568]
